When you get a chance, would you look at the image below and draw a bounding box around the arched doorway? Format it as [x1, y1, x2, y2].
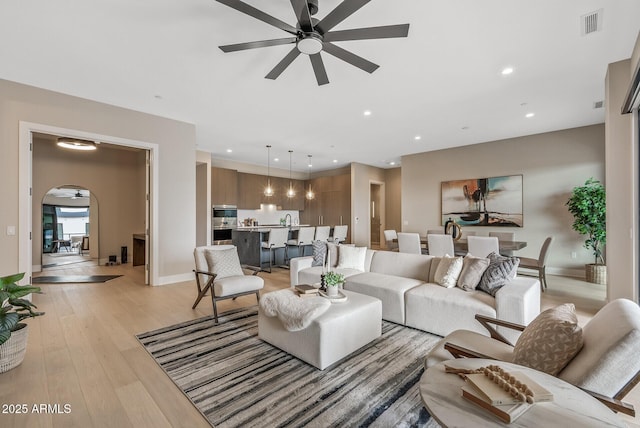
[41, 185, 100, 270]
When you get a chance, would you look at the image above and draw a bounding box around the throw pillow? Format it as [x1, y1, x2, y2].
[513, 303, 584, 376]
[311, 240, 327, 267]
[204, 248, 244, 280]
[433, 255, 464, 288]
[477, 252, 519, 296]
[326, 242, 339, 268]
[428, 257, 442, 283]
[457, 254, 490, 291]
[337, 246, 367, 271]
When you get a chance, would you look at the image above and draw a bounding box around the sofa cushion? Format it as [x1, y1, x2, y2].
[214, 274, 264, 297]
[311, 240, 327, 267]
[477, 252, 520, 296]
[337, 246, 367, 270]
[205, 248, 244, 280]
[369, 251, 432, 282]
[457, 254, 490, 291]
[405, 284, 496, 337]
[433, 255, 463, 288]
[513, 303, 583, 376]
[344, 272, 423, 324]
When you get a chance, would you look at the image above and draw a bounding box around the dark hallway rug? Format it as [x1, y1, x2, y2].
[33, 275, 122, 284]
[136, 307, 442, 428]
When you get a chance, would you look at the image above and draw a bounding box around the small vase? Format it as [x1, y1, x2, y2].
[327, 285, 339, 297]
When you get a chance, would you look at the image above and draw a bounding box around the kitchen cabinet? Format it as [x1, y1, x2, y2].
[237, 172, 304, 210]
[211, 167, 238, 205]
[301, 173, 351, 242]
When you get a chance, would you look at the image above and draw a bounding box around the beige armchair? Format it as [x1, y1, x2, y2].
[193, 245, 264, 322]
[425, 299, 640, 416]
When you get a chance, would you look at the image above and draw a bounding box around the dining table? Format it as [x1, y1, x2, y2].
[393, 237, 527, 253]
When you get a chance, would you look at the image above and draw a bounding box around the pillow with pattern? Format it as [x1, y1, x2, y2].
[204, 248, 244, 280]
[513, 303, 583, 375]
[433, 255, 464, 288]
[311, 240, 327, 267]
[477, 252, 519, 296]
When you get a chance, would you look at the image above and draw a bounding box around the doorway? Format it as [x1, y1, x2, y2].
[41, 186, 99, 270]
[370, 182, 384, 249]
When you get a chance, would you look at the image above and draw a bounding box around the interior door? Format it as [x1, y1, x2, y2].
[145, 150, 150, 284]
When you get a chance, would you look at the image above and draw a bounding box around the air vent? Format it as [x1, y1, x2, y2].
[593, 100, 604, 109]
[581, 9, 603, 36]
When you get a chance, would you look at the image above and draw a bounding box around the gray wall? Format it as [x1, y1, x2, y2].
[32, 138, 146, 267]
[402, 124, 605, 276]
[0, 79, 196, 284]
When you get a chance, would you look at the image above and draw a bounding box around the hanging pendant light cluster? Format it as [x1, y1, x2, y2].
[287, 150, 295, 198]
[306, 155, 315, 200]
[264, 145, 274, 197]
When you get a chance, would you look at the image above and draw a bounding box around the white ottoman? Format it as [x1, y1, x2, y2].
[258, 290, 382, 370]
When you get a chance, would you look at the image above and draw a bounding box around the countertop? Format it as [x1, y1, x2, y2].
[235, 224, 310, 232]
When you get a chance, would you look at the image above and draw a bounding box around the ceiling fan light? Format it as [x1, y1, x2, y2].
[57, 138, 97, 151]
[297, 35, 323, 55]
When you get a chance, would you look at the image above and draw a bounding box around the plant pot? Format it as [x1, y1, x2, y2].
[327, 285, 339, 297]
[0, 324, 28, 373]
[586, 263, 607, 285]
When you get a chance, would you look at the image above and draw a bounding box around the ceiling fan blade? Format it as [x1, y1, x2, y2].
[322, 43, 379, 73]
[220, 37, 297, 53]
[265, 47, 301, 80]
[324, 24, 410, 42]
[316, 0, 371, 34]
[290, 0, 313, 31]
[310, 53, 329, 85]
[215, 0, 298, 35]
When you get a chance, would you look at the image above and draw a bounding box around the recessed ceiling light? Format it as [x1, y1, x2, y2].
[226, 149, 232, 153]
[414, 135, 421, 140]
[308, 164, 312, 168]
[56, 138, 97, 151]
[525, 113, 535, 118]
[363, 110, 372, 116]
[501, 67, 514, 75]
[389, 161, 396, 166]
[333, 159, 338, 163]
[274, 158, 279, 162]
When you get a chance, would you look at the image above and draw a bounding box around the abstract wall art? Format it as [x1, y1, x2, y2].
[441, 175, 523, 227]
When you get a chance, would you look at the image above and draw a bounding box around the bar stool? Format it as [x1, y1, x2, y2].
[260, 228, 289, 273]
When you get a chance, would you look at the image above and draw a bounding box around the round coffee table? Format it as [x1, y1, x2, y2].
[420, 359, 625, 427]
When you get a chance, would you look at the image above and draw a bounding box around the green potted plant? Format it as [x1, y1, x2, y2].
[324, 271, 345, 297]
[0, 273, 44, 372]
[566, 178, 606, 284]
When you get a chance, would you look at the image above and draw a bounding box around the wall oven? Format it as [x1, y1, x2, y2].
[212, 205, 237, 244]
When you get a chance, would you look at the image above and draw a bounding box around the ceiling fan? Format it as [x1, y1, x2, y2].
[215, 0, 410, 85]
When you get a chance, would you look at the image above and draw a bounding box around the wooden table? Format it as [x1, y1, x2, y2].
[419, 359, 625, 427]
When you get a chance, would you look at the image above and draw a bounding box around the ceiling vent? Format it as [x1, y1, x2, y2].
[581, 9, 603, 36]
[593, 100, 604, 109]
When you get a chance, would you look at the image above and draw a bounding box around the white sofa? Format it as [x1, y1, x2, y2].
[290, 249, 541, 342]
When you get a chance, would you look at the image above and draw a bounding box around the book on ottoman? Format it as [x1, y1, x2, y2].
[295, 284, 319, 294]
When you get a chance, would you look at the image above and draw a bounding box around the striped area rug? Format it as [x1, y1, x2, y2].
[137, 307, 442, 428]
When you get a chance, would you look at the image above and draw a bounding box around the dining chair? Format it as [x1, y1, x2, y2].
[383, 229, 399, 251]
[260, 228, 289, 272]
[286, 226, 316, 263]
[427, 229, 443, 235]
[193, 245, 264, 322]
[331, 225, 348, 244]
[314, 225, 331, 242]
[518, 236, 554, 292]
[397, 232, 422, 254]
[467, 236, 500, 258]
[489, 231, 515, 256]
[427, 234, 454, 257]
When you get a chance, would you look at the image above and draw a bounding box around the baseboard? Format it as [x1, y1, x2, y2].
[546, 267, 585, 279]
[156, 272, 194, 286]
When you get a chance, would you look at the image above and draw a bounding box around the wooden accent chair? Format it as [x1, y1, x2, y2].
[193, 245, 264, 323]
[425, 299, 640, 416]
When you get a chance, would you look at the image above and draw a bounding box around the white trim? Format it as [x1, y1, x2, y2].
[19, 121, 160, 286]
[157, 272, 194, 286]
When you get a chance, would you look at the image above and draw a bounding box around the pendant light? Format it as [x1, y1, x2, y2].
[264, 145, 274, 197]
[287, 150, 295, 198]
[305, 155, 315, 200]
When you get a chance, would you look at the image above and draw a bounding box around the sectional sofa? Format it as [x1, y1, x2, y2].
[290, 249, 541, 343]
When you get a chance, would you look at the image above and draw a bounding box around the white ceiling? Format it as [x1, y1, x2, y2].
[1, 1, 639, 172]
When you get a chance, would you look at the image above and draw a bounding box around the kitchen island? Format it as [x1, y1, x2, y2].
[233, 225, 311, 270]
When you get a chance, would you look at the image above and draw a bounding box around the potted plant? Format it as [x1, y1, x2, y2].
[0, 273, 44, 373]
[323, 271, 345, 297]
[566, 178, 606, 284]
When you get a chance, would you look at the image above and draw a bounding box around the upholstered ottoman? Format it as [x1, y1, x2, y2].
[258, 290, 382, 370]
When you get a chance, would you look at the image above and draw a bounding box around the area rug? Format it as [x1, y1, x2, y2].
[32, 275, 122, 284]
[137, 307, 443, 428]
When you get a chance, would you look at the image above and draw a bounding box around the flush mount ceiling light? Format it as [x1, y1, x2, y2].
[264, 145, 274, 197]
[56, 137, 97, 151]
[501, 67, 514, 75]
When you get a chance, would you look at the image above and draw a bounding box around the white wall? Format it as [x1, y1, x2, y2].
[0, 79, 196, 285]
[402, 125, 605, 276]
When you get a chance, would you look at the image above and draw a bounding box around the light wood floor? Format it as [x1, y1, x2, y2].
[0, 264, 637, 427]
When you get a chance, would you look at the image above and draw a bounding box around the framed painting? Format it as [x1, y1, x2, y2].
[441, 175, 523, 227]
